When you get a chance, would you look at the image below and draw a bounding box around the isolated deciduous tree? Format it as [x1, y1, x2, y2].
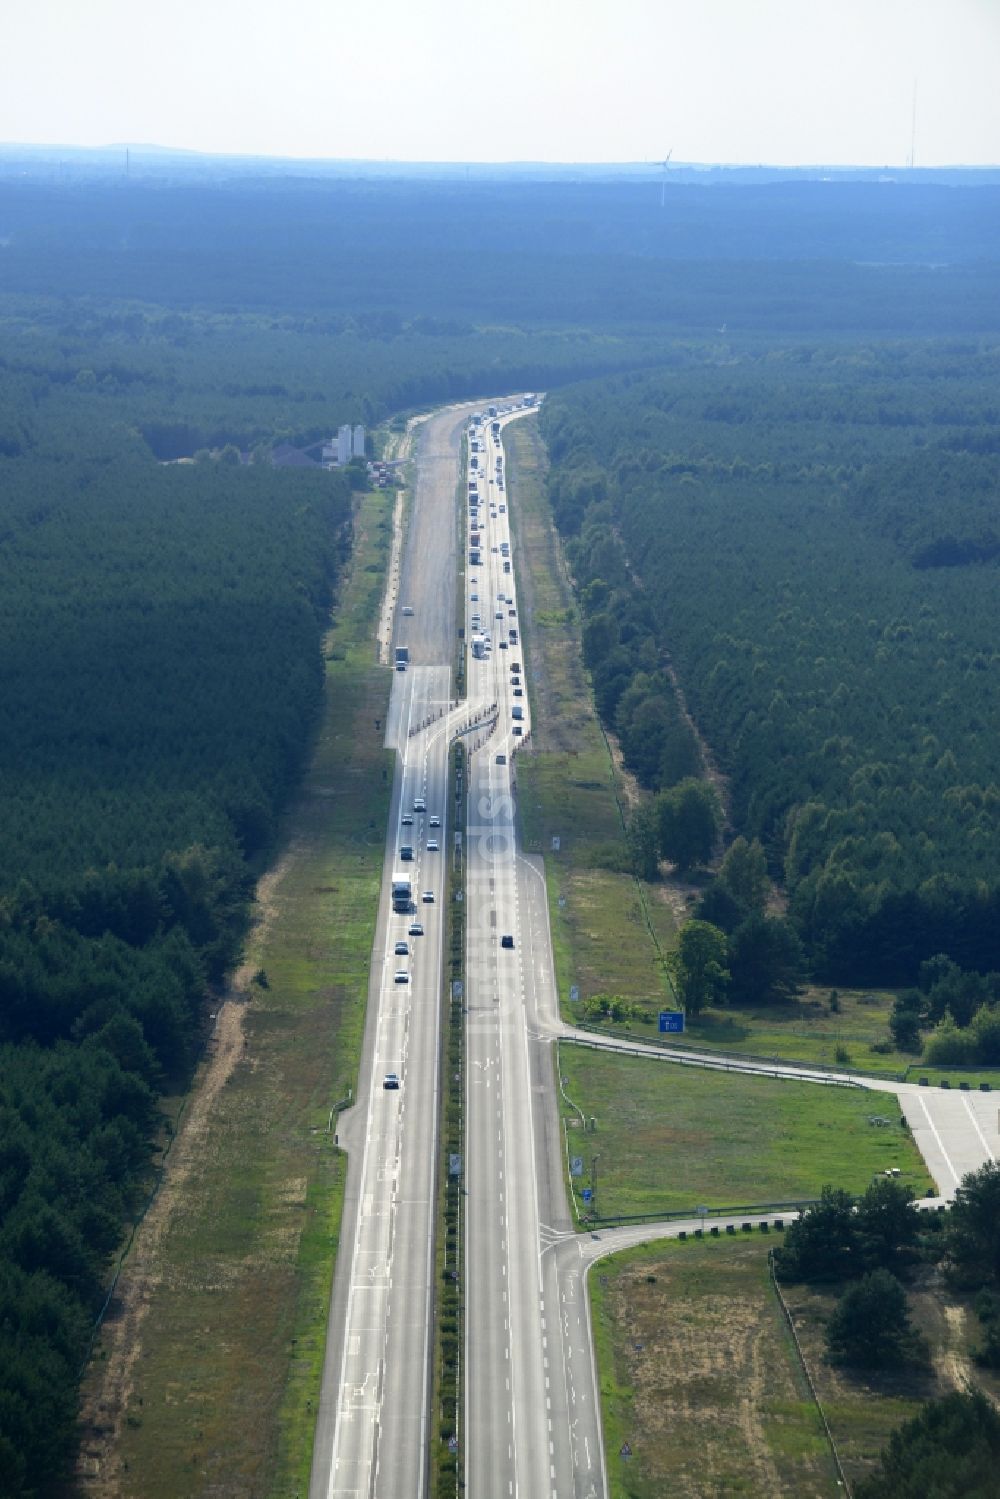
[655, 778, 721, 873]
[825, 1269, 927, 1370]
[671, 920, 729, 1016]
[854, 1390, 1000, 1499]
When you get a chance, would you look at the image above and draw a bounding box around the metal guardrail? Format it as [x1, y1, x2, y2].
[569, 1020, 876, 1085]
[566, 1025, 864, 1089]
[583, 1198, 819, 1227]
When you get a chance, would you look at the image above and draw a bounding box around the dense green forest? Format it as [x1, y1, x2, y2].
[0, 296, 666, 458]
[0, 166, 997, 1489]
[0, 358, 353, 1492]
[2, 177, 1000, 333]
[540, 341, 1000, 986]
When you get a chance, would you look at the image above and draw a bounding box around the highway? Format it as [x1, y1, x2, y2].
[310, 403, 466, 1499]
[462, 408, 604, 1499]
[311, 396, 607, 1499]
[311, 393, 997, 1499]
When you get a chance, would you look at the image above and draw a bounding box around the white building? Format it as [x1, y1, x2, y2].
[337, 425, 353, 465]
[353, 424, 366, 458]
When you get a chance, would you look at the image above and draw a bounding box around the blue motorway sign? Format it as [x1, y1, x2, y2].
[659, 1010, 685, 1034]
[581, 1187, 593, 1204]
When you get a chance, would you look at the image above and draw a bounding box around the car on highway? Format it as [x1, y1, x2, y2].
[408, 921, 424, 936]
[394, 970, 409, 984]
[401, 605, 414, 616]
[513, 726, 523, 736]
[401, 813, 413, 826]
[422, 889, 435, 903]
[499, 641, 508, 649]
[414, 797, 426, 812]
[513, 686, 523, 696]
[495, 611, 504, 620]
[501, 934, 515, 949]
[470, 592, 479, 602]
[499, 504, 506, 513]
[394, 940, 409, 955]
[383, 1072, 401, 1090]
[429, 815, 440, 827]
[427, 839, 439, 852]
[508, 607, 517, 617]
[496, 753, 506, 765]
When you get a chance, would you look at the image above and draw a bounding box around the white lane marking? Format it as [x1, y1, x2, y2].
[962, 1095, 996, 1161]
[917, 1094, 961, 1185]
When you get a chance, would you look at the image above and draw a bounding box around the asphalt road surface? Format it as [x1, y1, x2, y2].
[310, 402, 469, 1499]
[310, 394, 996, 1499]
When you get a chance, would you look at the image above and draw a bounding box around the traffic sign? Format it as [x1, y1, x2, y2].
[581, 1187, 593, 1204]
[551, 835, 561, 851]
[659, 1010, 685, 1034]
[569, 985, 580, 1002]
[570, 1156, 584, 1177]
[449, 1154, 462, 1178]
[620, 1442, 632, 1459]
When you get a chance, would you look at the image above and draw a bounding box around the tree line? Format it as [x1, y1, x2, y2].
[539, 341, 1000, 987]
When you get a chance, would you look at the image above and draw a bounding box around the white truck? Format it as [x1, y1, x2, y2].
[392, 872, 413, 912]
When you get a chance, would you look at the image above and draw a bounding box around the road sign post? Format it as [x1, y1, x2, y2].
[659, 1010, 685, 1034]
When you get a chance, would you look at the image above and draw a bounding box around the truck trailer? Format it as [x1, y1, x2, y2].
[394, 646, 409, 671]
[392, 872, 413, 912]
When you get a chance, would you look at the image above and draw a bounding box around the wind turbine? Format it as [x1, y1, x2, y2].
[659, 149, 673, 208]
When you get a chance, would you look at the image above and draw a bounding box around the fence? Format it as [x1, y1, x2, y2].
[768, 1249, 852, 1496]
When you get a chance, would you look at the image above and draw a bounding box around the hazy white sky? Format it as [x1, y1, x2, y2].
[1, 0, 998, 166]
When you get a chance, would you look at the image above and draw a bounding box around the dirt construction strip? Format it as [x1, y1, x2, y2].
[75, 859, 291, 1494]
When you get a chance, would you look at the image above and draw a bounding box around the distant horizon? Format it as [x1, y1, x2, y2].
[2, 139, 998, 175]
[4, 2, 999, 169]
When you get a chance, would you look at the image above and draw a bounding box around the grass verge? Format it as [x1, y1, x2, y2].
[590, 1235, 843, 1498]
[576, 985, 1000, 1089]
[504, 419, 676, 1013]
[104, 490, 395, 1498]
[557, 1043, 933, 1221]
[592, 1229, 1000, 1497]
